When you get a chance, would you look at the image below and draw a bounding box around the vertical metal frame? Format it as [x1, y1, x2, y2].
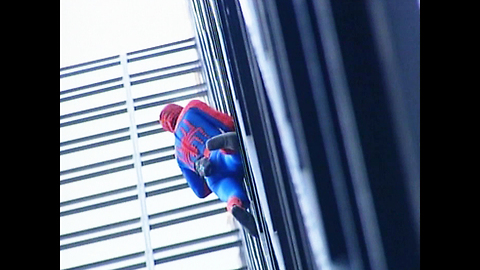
[192, 0, 420, 269]
[121, 53, 155, 270]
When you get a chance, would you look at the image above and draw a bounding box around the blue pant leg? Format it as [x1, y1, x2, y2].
[205, 175, 250, 209]
[206, 150, 249, 207]
[221, 152, 243, 176]
[209, 150, 244, 177]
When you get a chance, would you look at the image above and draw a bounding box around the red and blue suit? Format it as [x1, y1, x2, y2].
[159, 100, 249, 212]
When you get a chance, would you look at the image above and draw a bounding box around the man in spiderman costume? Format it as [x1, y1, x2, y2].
[159, 99, 258, 237]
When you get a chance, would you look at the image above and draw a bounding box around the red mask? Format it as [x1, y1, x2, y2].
[159, 104, 183, 133]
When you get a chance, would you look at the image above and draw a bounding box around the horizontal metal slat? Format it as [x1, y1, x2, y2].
[60, 194, 138, 217]
[145, 183, 189, 198]
[60, 135, 131, 156]
[60, 101, 126, 120]
[60, 217, 140, 241]
[60, 185, 138, 208]
[60, 127, 130, 148]
[130, 67, 201, 86]
[148, 199, 221, 220]
[138, 128, 164, 138]
[144, 174, 184, 188]
[60, 84, 124, 103]
[152, 229, 239, 254]
[128, 44, 197, 63]
[60, 55, 120, 73]
[140, 146, 174, 157]
[134, 91, 207, 111]
[60, 163, 134, 185]
[141, 155, 175, 166]
[133, 83, 206, 104]
[60, 155, 133, 176]
[60, 77, 123, 96]
[154, 241, 242, 265]
[129, 60, 200, 79]
[127, 37, 195, 56]
[60, 61, 121, 79]
[149, 208, 226, 230]
[61, 251, 144, 270]
[60, 108, 127, 128]
[60, 227, 142, 250]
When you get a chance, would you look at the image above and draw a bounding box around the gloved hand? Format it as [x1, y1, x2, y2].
[194, 156, 213, 177]
[206, 132, 239, 151]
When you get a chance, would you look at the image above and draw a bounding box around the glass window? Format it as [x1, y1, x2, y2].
[61, 3, 245, 268]
[60, 112, 130, 143]
[127, 44, 198, 76]
[60, 62, 122, 93]
[60, 230, 146, 270]
[60, 168, 137, 206]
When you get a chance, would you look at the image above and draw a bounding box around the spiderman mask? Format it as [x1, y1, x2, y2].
[159, 104, 183, 133]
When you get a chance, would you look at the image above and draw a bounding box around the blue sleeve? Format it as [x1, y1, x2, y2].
[179, 166, 212, 198]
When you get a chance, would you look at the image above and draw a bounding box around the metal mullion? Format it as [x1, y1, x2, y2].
[189, 1, 211, 103]
[120, 53, 155, 270]
[60, 61, 121, 79]
[134, 91, 207, 111]
[60, 163, 134, 185]
[245, 235, 261, 270]
[191, 2, 210, 74]
[62, 251, 144, 270]
[60, 185, 138, 208]
[60, 77, 123, 96]
[290, 0, 364, 268]
[206, 0, 231, 114]
[60, 101, 126, 120]
[129, 60, 200, 79]
[197, 1, 217, 91]
[149, 208, 226, 230]
[60, 217, 140, 241]
[365, 0, 420, 244]
[60, 135, 131, 156]
[60, 155, 133, 176]
[154, 240, 242, 265]
[312, 1, 388, 269]
[127, 44, 197, 63]
[152, 229, 239, 254]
